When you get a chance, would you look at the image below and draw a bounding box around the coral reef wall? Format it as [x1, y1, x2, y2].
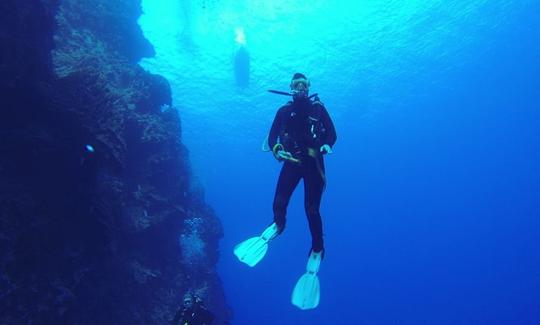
[0, 0, 230, 323]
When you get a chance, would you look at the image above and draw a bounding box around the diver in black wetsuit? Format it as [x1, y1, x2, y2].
[171, 295, 214, 325]
[268, 73, 337, 256]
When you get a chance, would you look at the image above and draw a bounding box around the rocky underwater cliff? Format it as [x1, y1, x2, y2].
[1, 0, 230, 323]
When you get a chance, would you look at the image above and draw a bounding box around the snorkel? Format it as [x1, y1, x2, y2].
[267, 89, 319, 99]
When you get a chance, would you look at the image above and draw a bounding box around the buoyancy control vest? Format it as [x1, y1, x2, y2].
[278, 97, 328, 155]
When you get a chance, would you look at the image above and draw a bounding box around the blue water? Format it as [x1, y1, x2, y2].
[138, 1, 540, 323]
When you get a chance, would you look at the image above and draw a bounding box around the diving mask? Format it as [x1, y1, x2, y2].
[290, 78, 310, 100]
[290, 78, 311, 90]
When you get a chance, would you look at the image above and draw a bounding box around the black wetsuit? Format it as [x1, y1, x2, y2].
[268, 97, 337, 253]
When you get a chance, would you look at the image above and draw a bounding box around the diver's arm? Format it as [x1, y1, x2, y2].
[320, 105, 337, 148]
[268, 108, 283, 150]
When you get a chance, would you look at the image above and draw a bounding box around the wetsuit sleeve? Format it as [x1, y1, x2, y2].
[320, 105, 337, 147]
[268, 107, 283, 150]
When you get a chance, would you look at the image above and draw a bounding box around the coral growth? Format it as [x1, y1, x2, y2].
[180, 216, 207, 266]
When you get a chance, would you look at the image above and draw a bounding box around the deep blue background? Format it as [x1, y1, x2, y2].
[215, 6, 540, 325]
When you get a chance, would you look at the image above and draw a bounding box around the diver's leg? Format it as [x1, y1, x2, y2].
[273, 162, 302, 233]
[303, 160, 326, 253]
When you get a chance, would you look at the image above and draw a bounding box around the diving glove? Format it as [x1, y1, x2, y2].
[272, 143, 285, 161]
[272, 144, 300, 163]
[320, 144, 333, 154]
[277, 150, 300, 163]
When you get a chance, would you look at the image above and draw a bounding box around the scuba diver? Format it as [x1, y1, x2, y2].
[234, 73, 337, 310]
[171, 294, 214, 325]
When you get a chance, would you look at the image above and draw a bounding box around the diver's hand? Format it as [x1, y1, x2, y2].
[278, 151, 301, 163]
[272, 144, 285, 161]
[320, 144, 333, 154]
[277, 150, 293, 160]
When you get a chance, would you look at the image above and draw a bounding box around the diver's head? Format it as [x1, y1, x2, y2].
[183, 294, 194, 309]
[290, 73, 310, 102]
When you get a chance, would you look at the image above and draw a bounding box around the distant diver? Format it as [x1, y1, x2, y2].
[234, 73, 337, 310]
[234, 46, 250, 87]
[233, 27, 250, 87]
[80, 144, 95, 166]
[171, 294, 214, 325]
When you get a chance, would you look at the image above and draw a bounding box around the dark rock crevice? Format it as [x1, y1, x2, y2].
[1, 0, 230, 323]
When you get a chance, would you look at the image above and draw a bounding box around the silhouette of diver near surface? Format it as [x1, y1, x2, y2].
[233, 27, 250, 88]
[234, 46, 250, 87]
[171, 295, 214, 325]
[268, 72, 337, 256]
